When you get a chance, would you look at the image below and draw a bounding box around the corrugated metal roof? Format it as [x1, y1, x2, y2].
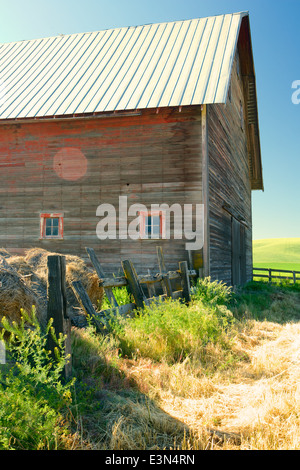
[0, 11, 248, 119]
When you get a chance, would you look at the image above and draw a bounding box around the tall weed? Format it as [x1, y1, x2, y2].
[110, 297, 235, 364]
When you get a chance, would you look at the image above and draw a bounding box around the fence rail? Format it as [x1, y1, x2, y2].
[253, 267, 300, 284]
[84, 246, 196, 316]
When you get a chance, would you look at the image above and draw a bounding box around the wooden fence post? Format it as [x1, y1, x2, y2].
[122, 259, 146, 309]
[268, 269, 272, 283]
[47, 255, 72, 381]
[179, 261, 192, 304]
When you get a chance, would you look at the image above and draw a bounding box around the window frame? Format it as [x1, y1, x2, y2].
[139, 210, 166, 239]
[40, 213, 64, 240]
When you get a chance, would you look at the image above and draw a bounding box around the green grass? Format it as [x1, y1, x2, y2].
[253, 238, 300, 279]
[253, 262, 300, 272]
[100, 286, 133, 310]
[231, 280, 300, 323]
[106, 278, 236, 365]
[253, 238, 300, 267]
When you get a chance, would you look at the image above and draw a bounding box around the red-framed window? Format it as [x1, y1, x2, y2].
[139, 210, 166, 239]
[40, 213, 64, 239]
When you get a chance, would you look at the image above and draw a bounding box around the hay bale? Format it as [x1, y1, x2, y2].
[0, 255, 46, 327]
[6, 255, 48, 310]
[0, 248, 104, 328]
[65, 261, 104, 306]
[0, 256, 10, 271]
[24, 248, 104, 307]
[0, 248, 11, 259]
[7, 255, 35, 276]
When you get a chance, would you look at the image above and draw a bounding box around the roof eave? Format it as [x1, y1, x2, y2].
[237, 14, 264, 191]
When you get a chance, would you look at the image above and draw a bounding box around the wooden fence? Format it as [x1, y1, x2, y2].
[47, 247, 197, 380]
[253, 267, 300, 284]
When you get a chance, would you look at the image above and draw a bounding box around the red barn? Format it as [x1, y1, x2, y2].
[0, 11, 263, 285]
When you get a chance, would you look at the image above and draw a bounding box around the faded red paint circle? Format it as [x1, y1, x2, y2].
[53, 147, 87, 181]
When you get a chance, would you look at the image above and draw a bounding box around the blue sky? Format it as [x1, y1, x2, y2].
[1, 0, 299, 240]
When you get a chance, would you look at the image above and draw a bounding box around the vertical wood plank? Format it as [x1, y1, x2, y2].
[60, 256, 72, 381]
[47, 255, 72, 381]
[147, 269, 156, 298]
[47, 255, 64, 337]
[122, 259, 146, 309]
[157, 246, 173, 298]
[179, 261, 191, 304]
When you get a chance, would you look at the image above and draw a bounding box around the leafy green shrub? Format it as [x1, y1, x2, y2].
[192, 277, 233, 305]
[0, 308, 74, 450]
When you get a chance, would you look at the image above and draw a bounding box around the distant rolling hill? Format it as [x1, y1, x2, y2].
[253, 238, 300, 271]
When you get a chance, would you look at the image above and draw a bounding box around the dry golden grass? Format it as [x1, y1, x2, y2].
[116, 320, 300, 450]
[68, 279, 300, 451]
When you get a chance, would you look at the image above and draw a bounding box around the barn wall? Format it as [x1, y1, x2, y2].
[207, 51, 253, 285]
[0, 106, 202, 274]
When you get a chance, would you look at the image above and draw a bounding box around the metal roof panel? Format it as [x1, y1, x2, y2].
[0, 12, 248, 118]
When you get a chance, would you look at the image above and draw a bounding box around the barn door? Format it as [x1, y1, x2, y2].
[240, 225, 247, 284]
[231, 218, 247, 286]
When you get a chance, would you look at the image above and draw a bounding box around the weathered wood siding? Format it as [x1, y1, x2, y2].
[0, 107, 202, 274]
[207, 51, 253, 284]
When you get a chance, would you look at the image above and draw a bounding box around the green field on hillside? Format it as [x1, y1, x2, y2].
[254, 262, 300, 272]
[253, 238, 300, 272]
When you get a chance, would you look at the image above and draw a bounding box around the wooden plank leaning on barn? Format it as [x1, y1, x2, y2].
[85, 247, 119, 307]
[71, 280, 105, 332]
[156, 246, 173, 298]
[121, 259, 147, 309]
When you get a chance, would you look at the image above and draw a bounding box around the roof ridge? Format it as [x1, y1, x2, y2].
[0, 11, 249, 46]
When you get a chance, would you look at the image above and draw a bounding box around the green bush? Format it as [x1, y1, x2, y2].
[0, 308, 74, 450]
